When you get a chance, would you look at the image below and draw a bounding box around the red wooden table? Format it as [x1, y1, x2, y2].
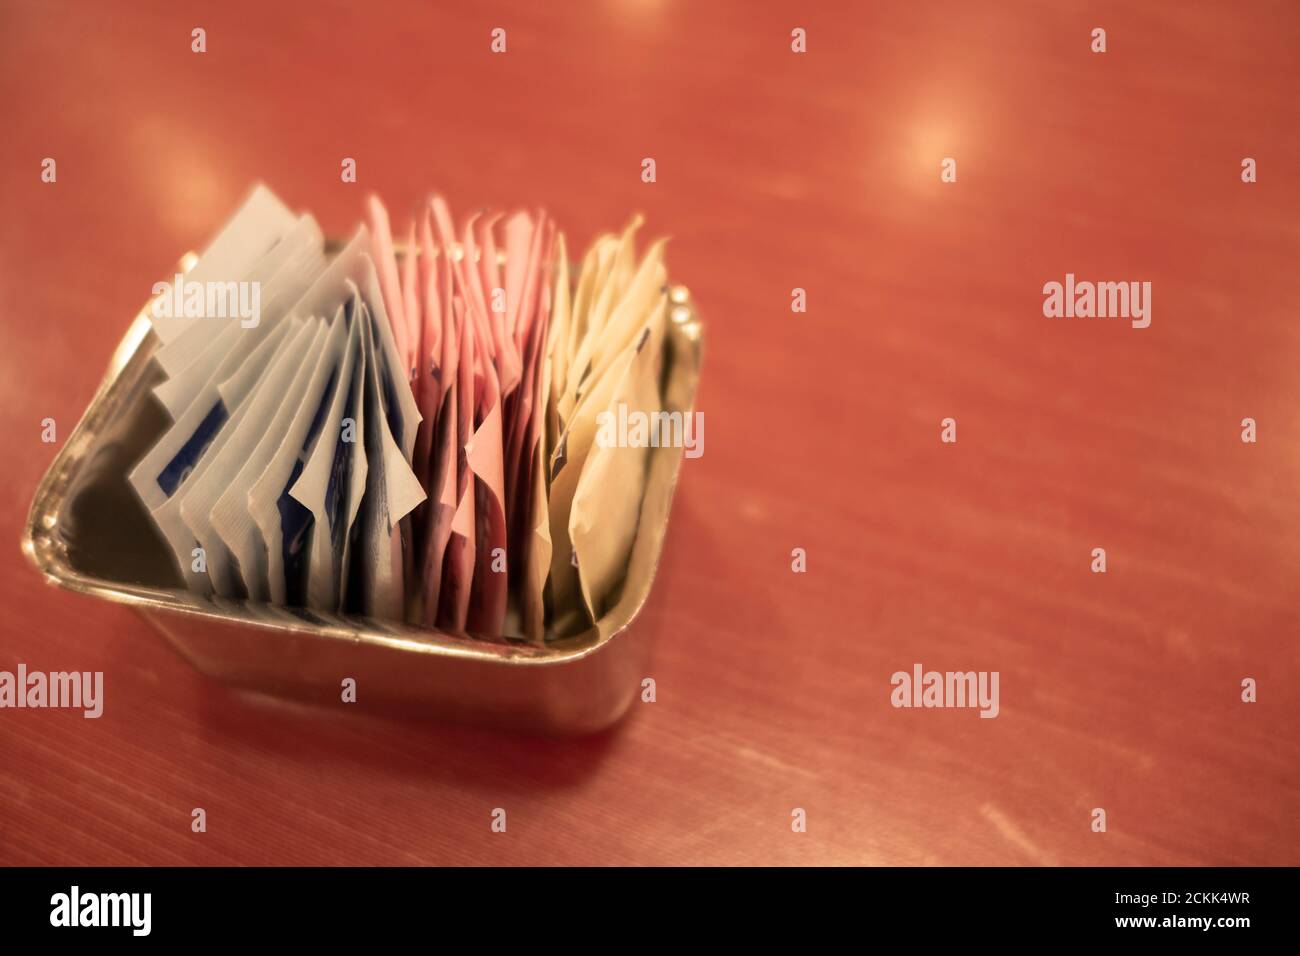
[1, 0, 1297, 865]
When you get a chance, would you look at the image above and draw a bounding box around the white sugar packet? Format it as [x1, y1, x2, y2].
[153, 213, 326, 404]
[208, 320, 327, 600]
[149, 184, 295, 345]
[129, 285, 311, 514]
[290, 296, 368, 611]
[248, 314, 349, 605]
[350, 294, 426, 619]
[167, 317, 306, 595]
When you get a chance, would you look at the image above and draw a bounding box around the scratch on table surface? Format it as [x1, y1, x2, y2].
[979, 803, 1057, 865]
[0, 774, 32, 807]
[730, 743, 819, 781]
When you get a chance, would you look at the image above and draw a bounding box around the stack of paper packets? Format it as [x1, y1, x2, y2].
[130, 185, 672, 642]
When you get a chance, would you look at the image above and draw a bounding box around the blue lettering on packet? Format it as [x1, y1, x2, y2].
[155, 401, 229, 497]
[324, 372, 360, 540]
[324, 298, 358, 541]
[278, 492, 313, 607]
[368, 319, 405, 447]
[279, 368, 339, 606]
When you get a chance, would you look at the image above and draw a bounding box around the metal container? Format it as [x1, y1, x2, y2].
[22, 252, 703, 735]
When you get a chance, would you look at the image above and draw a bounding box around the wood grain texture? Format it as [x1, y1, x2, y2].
[1, 0, 1298, 866]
